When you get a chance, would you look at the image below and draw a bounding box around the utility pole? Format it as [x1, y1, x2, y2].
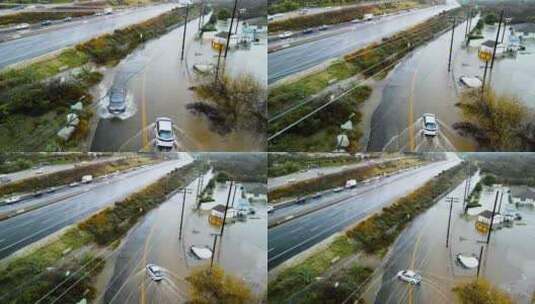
[224, 0, 238, 58]
[486, 191, 500, 244]
[219, 181, 234, 236]
[481, 60, 489, 94]
[501, 17, 507, 43]
[198, 2, 203, 31]
[445, 197, 459, 248]
[180, 3, 190, 61]
[448, 17, 456, 72]
[178, 188, 190, 240]
[497, 190, 504, 213]
[490, 10, 504, 70]
[231, 183, 238, 207]
[209, 233, 220, 272]
[476, 245, 484, 279]
[215, 45, 223, 82]
[464, 10, 470, 39]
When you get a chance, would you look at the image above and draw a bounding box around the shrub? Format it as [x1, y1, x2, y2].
[187, 265, 253, 304]
[453, 279, 514, 304]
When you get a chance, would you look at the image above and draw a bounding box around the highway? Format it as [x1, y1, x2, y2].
[268, 158, 460, 270]
[0, 156, 122, 186]
[0, 3, 179, 69]
[267, 0, 459, 84]
[0, 156, 192, 260]
[268, 157, 404, 191]
[98, 174, 267, 303]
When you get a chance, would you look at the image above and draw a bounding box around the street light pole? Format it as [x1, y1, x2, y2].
[180, 3, 190, 61]
[445, 197, 459, 248]
[476, 245, 484, 279]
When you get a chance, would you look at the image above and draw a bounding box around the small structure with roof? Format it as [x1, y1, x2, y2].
[513, 23, 535, 40]
[476, 210, 503, 232]
[510, 186, 535, 206]
[208, 204, 237, 225]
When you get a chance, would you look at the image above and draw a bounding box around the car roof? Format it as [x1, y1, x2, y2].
[404, 270, 416, 276]
[158, 120, 172, 131]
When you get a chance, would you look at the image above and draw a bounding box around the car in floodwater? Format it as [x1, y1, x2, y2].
[397, 270, 422, 285]
[422, 113, 438, 137]
[107, 87, 127, 114]
[267, 205, 274, 213]
[146, 264, 163, 281]
[155, 117, 176, 151]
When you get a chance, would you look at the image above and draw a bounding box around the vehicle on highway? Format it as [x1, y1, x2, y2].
[397, 270, 422, 285]
[296, 197, 306, 204]
[154, 117, 176, 151]
[286, 178, 296, 184]
[104, 7, 113, 15]
[364, 13, 374, 21]
[107, 87, 127, 114]
[345, 179, 357, 189]
[35, 168, 44, 175]
[267, 205, 274, 213]
[318, 24, 329, 31]
[81, 175, 93, 184]
[63, 17, 72, 22]
[278, 31, 293, 39]
[14, 23, 30, 30]
[146, 264, 164, 281]
[333, 186, 344, 193]
[69, 182, 80, 187]
[302, 28, 314, 34]
[299, 9, 309, 15]
[422, 113, 438, 137]
[41, 20, 52, 26]
[3, 195, 22, 205]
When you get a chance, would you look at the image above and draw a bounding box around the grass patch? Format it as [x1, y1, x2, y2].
[0, 11, 93, 26]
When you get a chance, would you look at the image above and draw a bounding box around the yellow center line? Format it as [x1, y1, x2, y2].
[408, 69, 418, 152]
[408, 230, 424, 304]
[141, 72, 149, 150]
[140, 221, 158, 304]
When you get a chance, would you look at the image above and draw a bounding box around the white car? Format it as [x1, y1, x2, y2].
[154, 117, 176, 151]
[35, 169, 44, 175]
[397, 270, 422, 285]
[422, 113, 438, 137]
[4, 195, 22, 205]
[278, 31, 293, 39]
[146, 264, 163, 281]
[267, 205, 274, 213]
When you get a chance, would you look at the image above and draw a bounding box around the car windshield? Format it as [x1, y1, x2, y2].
[425, 122, 437, 130]
[110, 90, 125, 104]
[158, 129, 173, 140]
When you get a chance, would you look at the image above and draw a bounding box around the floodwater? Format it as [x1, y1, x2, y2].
[366, 171, 535, 304]
[90, 15, 267, 152]
[97, 170, 267, 303]
[366, 18, 479, 152]
[453, 24, 535, 107]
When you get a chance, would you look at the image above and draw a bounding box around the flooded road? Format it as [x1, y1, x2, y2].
[367, 172, 535, 304]
[98, 170, 267, 303]
[90, 15, 266, 152]
[367, 18, 478, 153]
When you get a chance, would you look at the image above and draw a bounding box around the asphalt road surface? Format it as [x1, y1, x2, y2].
[268, 158, 460, 270]
[0, 156, 122, 186]
[0, 157, 192, 260]
[267, 0, 459, 84]
[0, 4, 178, 69]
